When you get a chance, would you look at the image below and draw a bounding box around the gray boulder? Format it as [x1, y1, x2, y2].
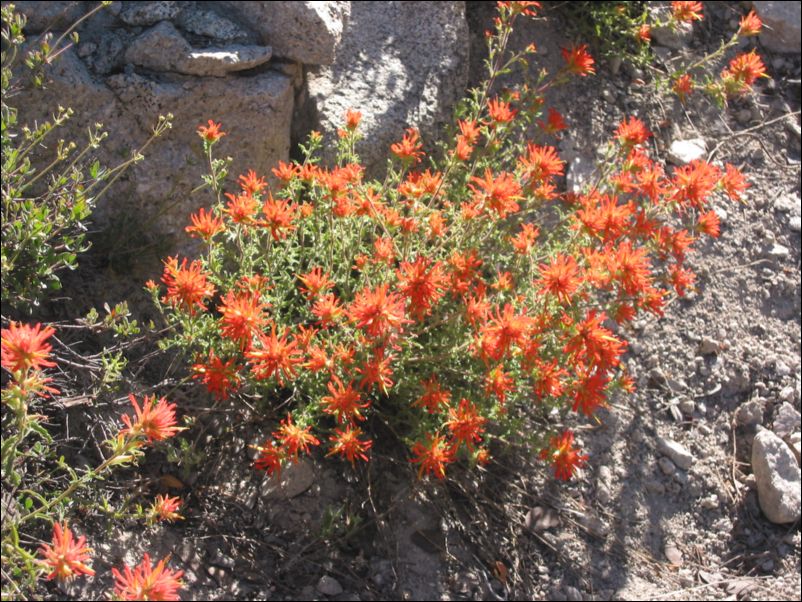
[751, 427, 801, 524]
[125, 21, 272, 77]
[753, 1, 802, 54]
[218, 1, 350, 65]
[302, 1, 469, 175]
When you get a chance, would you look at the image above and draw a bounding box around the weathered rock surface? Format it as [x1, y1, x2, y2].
[302, 1, 469, 175]
[656, 436, 694, 470]
[668, 138, 707, 165]
[119, 1, 182, 26]
[175, 6, 254, 43]
[15, 43, 292, 250]
[753, 1, 802, 54]
[13, 1, 86, 32]
[648, 3, 695, 50]
[125, 21, 272, 77]
[751, 427, 802, 524]
[218, 1, 349, 65]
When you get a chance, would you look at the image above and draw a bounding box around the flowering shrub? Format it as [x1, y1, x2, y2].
[150, 1, 758, 484]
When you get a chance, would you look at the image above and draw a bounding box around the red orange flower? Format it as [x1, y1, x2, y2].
[671, 1, 703, 23]
[121, 394, 182, 443]
[328, 426, 372, 464]
[160, 257, 216, 315]
[396, 256, 447, 320]
[345, 109, 362, 130]
[312, 293, 345, 327]
[537, 254, 582, 304]
[414, 376, 452, 414]
[298, 267, 335, 300]
[487, 97, 517, 124]
[38, 522, 95, 582]
[537, 107, 567, 135]
[1, 322, 56, 374]
[185, 207, 224, 241]
[356, 346, 395, 393]
[274, 414, 320, 459]
[539, 430, 587, 480]
[239, 170, 267, 196]
[260, 193, 297, 240]
[245, 327, 302, 386]
[321, 376, 369, 424]
[391, 128, 424, 164]
[518, 143, 565, 187]
[198, 120, 225, 143]
[469, 169, 522, 218]
[636, 23, 651, 44]
[112, 553, 185, 601]
[445, 398, 486, 449]
[721, 50, 768, 96]
[191, 350, 241, 400]
[224, 192, 260, 225]
[737, 10, 762, 37]
[561, 44, 595, 76]
[254, 440, 284, 476]
[348, 284, 410, 339]
[615, 116, 651, 148]
[510, 222, 539, 254]
[410, 433, 455, 479]
[148, 494, 183, 523]
[721, 163, 749, 201]
[672, 73, 694, 103]
[218, 290, 269, 348]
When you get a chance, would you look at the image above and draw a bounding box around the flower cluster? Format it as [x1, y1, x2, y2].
[149, 2, 747, 484]
[36, 523, 184, 600]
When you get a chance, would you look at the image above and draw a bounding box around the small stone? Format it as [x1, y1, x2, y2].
[774, 402, 801, 438]
[645, 479, 665, 494]
[774, 360, 792, 376]
[700, 494, 719, 510]
[656, 436, 694, 470]
[789, 216, 802, 232]
[698, 336, 720, 355]
[766, 243, 790, 258]
[525, 506, 560, 532]
[678, 398, 695, 415]
[260, 458, 316, 499]
[664, 544, 683, 566]
[668, 138, 707, 165]
[736, 399, 764, 426]
[774, 195, 800, 213]
[596, 484, 612, 505]
[658, 456, 677, 476]
[751, 427, 802, 524]
[317, 575, 343, 597]
[736, 108, 752, 125]
[779, 386, 796, 402]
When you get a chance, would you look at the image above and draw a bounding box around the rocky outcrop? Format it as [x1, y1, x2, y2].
[124, 21, 272, 77]
[11, 0, 470, 259]
[218, 1, 350, 66]
[301, 1, 469, 174]
[752, 1, 802, 54]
